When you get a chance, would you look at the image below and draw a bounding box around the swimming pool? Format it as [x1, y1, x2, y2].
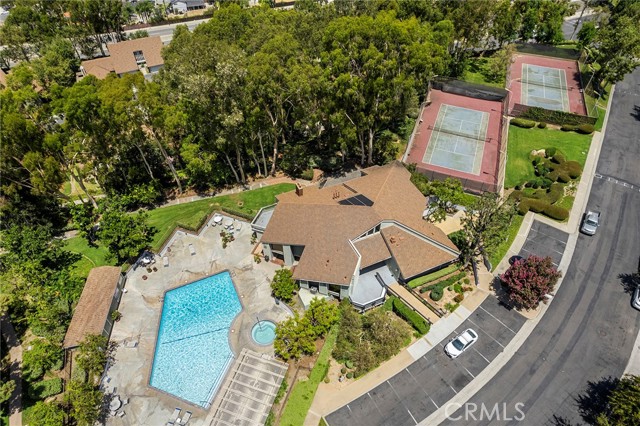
[149, 271, 242, 407]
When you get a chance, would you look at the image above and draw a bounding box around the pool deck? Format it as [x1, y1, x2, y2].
[104, 216, 292, 426]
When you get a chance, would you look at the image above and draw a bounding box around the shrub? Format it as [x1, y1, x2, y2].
[392, 298, 430, 335]
[521, 198, 549, 214]
[430, 287, 443, 301]
[453, 283, 463, 293]
[27, 378, 63, 399]
[558, 173, 571, 183]
[346, 372, 353, 379]
[565, 161, 582, 178]
[500, 255, 561, 310]
[577, 123, 595, 134]
[518, 199, 531, 215]
[546, 147, 557, 157]
[544, 204, 569, 221]
[463, 278, 470, 285]
[561, 124, 577, 132]
[300, 169, 315, 181]
[453, 294, 464, 303]
[552, 153, 566, 164]
[547, 183, 564, 204]
[546, 170, 559, 182]
[511, 118, 536, 128]
[537, 122, 547, 129]
[509, 190, 524, 202]
[345, 360, 354, 369]
[340, 367, 346, 374]
[270, 268, 298, 302]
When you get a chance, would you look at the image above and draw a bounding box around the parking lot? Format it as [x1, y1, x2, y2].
[325, 297, 526, 426]
[518, 221, 568, 267]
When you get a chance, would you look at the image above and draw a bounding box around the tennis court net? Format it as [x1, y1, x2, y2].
[521, 78, 576, 91]
[428, 124, 488, 142]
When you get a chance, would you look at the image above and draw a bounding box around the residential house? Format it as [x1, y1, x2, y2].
[170, 0, 206, 14]
[79, 36, 164, 80]
[252, 161, 460, 310]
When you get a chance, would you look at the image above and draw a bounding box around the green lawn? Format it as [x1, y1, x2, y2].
[278, 327, 338, 426]
[462, 56, 506, 88]
[408, 264, 460, 289]
[63, 237, 115, 279]
[504, 126, 593, 188]
[147, 183, 295, 251]
[488, 214, 524, 271]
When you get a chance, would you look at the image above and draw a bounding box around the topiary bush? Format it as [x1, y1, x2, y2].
[546, 147, 557, 157]
[430, 287, 443, 301]
[518, 199, 531, 215]
[552, 153, 566, 164]
[558, 173, 571, 183]
[511, 118, 536, 128]
[547, 183, 564, 204]
[463, 278, 470, 285]
[561, 124, 577, 132]
[527, 198, 550, 213]
[544, 204, 569, 221]
[565, 161, 582, 178]
[576, 123, 595, 134]
[537, 122, 547, 129]
[453, 293, 464, 303]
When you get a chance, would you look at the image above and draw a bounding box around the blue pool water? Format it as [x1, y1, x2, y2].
[149, 271, 242, 407]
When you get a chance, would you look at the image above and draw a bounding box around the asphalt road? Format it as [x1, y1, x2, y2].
[442, 68, 640, 425]
[518, 222, 568, 268]
[124, 17, 210, 43]
[325, 297, 526, 426]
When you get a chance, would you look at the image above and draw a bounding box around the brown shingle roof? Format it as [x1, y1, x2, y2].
[381, 226, 456, 280]
[262, 161, 459, 284]
[80, 36, 164, 79]
[353, 234, 391, 269]
[81, 56, 115, 79]
[63, 266, 121, 349]
[107, 36, 164, 74]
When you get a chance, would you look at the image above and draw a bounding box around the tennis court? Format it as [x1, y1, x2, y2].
[521, 63, 570, 111]
[422, 104, 489, 175]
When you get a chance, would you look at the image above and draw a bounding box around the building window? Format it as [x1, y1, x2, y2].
[328, 284, 341, 296]
[133, 50, 146, 64]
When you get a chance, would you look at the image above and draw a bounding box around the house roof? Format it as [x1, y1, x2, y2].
[262, 161, 459, 285]
[80, 36, 164, 79]
[63, 266, 121, 349]
[353, 233, 391, 269]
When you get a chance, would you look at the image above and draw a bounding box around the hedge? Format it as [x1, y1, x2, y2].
[408, 264, 460, 288]
[419, 272, 467, 293]
[577, 123, 595, 134]
[566, 161, 582, 178]
[546, 147, 557, 157]
[391, 298, 430, 335]
[27, 378, 63, 399]
[537, 122, 547, 129]
[516, 105, 596, 126]
[561, 124, 578, 132]
[511, 118, 536, 128]
[544, 204, 569, 221]
[552, 153, 566, 164]
[220, 206, 255, 221]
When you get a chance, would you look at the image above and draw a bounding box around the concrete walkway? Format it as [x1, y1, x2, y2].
[1, 315, 22, 426]
[388, 284, 440, 324]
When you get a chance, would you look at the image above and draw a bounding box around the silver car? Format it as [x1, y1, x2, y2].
[580, 210, 600, 235]
[633, 286, 640, 311]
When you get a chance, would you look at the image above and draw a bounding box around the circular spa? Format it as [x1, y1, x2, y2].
[251, 320, 276, 345]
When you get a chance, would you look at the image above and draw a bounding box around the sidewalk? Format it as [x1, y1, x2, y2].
[1, 315, 23, 426]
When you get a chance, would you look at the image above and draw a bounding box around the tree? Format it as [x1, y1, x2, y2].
[364, 309, 411, 362]
[22, 339, 63, 381]
[128, 29, 150, 40]
[75, 334, 108, 382]
[0, 380, 16, 404]
[490, 0, 522, 48]
[422, 178, 466, 223]
[270, 268, 298, 302]
[97, 206, 153, 263]
[135, 1, 154, 23]
[306, 298, 339, 338]
[27, 401, 65, 426]
[595, 374, 640, 426]
[65, 379, 102, 426]
[32, 37, 80, 90]
[576, 21, 597, 50]
[487, 44, 516, 83]
[273, 313, 316, 361]
[460, 193, 516, 265]
[500, 255, 561, 310]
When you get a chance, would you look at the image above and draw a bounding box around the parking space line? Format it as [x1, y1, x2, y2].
[407, 409, 418, 425]
[367, 392, 384, 416]
[479, 306, 518, 334]
[473, 347, 490, 363]
[462, 366, 475, 378]
[430, 397, 439, 409]
[467, 319, 505, 348]
[531, 228, 568, 245]
[406, 368, 433, 402]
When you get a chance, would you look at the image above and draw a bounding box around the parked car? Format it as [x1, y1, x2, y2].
[581, 210, 601, 235]
[633, 286, 640, 311]
[445, 329, 478, 359]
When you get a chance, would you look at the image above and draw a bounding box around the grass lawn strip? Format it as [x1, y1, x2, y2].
[147, 183, 295, 251]
[504, 126, 592, 188]
[63, 238, 115, 279]
[278, 326, 338, 426]
[408, 264, 460, 289]
[488, 214, 524, 271]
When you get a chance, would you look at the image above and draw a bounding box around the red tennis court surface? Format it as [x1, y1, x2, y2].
[508, 54, 587, 116]
[404, 89, 505, 193]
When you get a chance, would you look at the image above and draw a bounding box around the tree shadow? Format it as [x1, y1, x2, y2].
[550, 415, 578, 426]
[574, 376, 619, 425]
[618, 256, 640, 294]
[631, 105, 640, 122]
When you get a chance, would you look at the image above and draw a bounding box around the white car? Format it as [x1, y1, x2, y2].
[445, 329, 478, 359]
[633, 286, 640, 311]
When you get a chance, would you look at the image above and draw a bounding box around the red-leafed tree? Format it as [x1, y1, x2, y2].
[500, 255, 561, 310]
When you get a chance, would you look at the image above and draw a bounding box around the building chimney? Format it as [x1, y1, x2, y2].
[295, 182, 304, 197]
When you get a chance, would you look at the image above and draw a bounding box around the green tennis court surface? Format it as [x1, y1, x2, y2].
[521, 64, 570, 111]
[423, 104, 489, 175]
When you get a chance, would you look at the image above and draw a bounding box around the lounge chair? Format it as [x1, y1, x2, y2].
[163, 256, 169, 267]
[235, 221, 242, 231]
[166, 408, 181, 425]
[188, 244, 196, 256]
[117, 411, 125, 417]
[178, 411, 192, 425]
